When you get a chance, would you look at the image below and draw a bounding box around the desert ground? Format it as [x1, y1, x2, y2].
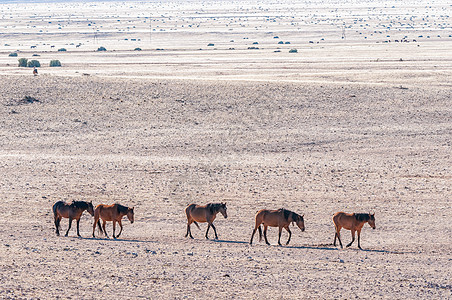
[0, 0, 451, 299]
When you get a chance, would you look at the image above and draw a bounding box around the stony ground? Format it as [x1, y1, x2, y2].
[0, 76, 450, 299]
[0, 0, 451, 299]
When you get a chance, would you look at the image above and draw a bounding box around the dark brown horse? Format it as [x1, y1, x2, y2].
[250, 208, 305, 245]
[52, 201, 94, 237]
[92, 203, 134, 239]
[333, 212, 376, 249]
[185, 203, 227, 239]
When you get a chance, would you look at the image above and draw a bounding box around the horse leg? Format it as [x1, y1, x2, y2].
[55, 216, 61, 236]
[285, 227, 292, 245]
[210, 223, 218, 240]
[112, 221, 116, 239]
[335, 227, 343, 248]
[102, 220, 108, 238]
[76, 219, 81, 237]
[92, 215, 98, 238]
[278, 226, 283, 246]
[116, 220, 123, 238]
[250, 224, 259, 245]
[205, 224, 210, 239]
[185, 221, 194, 239]
[263, 226, 270, 245]
[346, 230, 355, 247]
[65, 218, 73, 237]
[357, 229, 362, 249]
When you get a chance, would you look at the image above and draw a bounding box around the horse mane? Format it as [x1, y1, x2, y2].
[207, 203, 226, 214]
[281, 208, 291, 221]
[354, 213, 370, 222]
[72, 201, 89, 209]
[116, 203, 129, 214]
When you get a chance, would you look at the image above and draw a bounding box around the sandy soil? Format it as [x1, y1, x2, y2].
[0, 0, 451, 299]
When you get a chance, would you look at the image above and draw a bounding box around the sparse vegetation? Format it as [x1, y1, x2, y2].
[9, 52, 18, 57]
[18, 58, 28, 67]
[97, 46, 107, 51]
[50, 60, 62, 67]
[32, 54, 40, 57]
[27, 60, 41, 67]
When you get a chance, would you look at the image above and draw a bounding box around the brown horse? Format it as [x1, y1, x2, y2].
[92, 203, 134, 239]
[185, 203, 227, 239]
[250, 208, 305, 246]
[52, 201, 94, 237]
[333, 212, 376, 249]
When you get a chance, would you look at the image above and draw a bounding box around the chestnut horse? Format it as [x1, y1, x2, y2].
[250, 208, 305, 246]
[52, 201, 94, 237]
[185, 203, 227, 239]
[333, 212, 376, 249]
[92, 204, 134, 239]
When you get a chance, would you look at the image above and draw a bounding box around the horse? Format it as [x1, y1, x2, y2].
[185, 203, 227, 239]
[52, 201, 94, 237]
[92, 203, 134, 239]
[250, 208, 305, 246]
[333, 212, 376, 249]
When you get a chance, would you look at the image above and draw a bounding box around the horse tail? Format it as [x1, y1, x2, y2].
[258, 225, 263, 242]
[193, 221, 201, 230]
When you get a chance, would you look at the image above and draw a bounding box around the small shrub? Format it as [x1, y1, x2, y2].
[278, 41, 284, 44]
[58, 48, 67, 52]
[18, 58, 28, 67]
[32, 54, 40, 57]
[134, 47, 142, 51]
[289, 49, 298, 53]
[9, 52, 18, 57]
[97, 46, 107, 51]
[27, 60, 41, 67]
[207, 43, 214, 46]
[49, 60, 61, 67]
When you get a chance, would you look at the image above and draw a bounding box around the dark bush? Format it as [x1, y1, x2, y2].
[9, 52, 18, 57]
[58, 48, 67, 52]
[97, 46, 107, 51]
[50, 60, 62, 67]
[289, 49, 298, 53]
[27, 60, 41, 67]
[134, 47, 142, 51]
[18, 58, 28, 67]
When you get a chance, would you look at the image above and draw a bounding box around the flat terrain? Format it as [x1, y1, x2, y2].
[0, 0, 451, 299]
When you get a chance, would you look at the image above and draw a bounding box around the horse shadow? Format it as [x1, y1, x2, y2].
[284, 244, 338, 251]
[210, 239, 249, 245]
[88, 237, 156, 243]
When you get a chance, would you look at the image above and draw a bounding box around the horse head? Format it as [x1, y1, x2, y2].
[295, 214, 305, 232]
[87, 201, 95, 216]
[219, 202, 228, 219]
[127, 207, 134, 224]
[368, 213, 376, 229]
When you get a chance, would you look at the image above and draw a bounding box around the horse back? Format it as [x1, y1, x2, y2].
[333, 212, 358, 230]
[95, 204, 118, 221]
[186, 204, 209, 223]
[257, 209, 287, 227]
